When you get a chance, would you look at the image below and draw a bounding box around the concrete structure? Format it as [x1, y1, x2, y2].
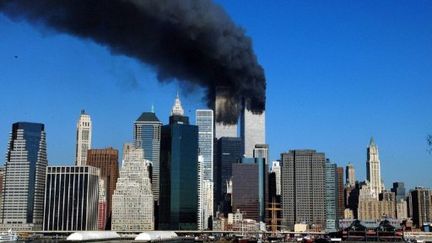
[197, 155, 214, 230]
[86, 148, 119, 229]
[325, 161, 337, 232]
[281, 150, 326, 230]
[357, 183, 396, 220]
[111, 144, 154, 231]
[43, 166, 100, 231]
[366, 137, 384, 198]
[76, 110, 92, 166]
[396, 199, 408, 219]
[0, 167, 4, 216]
[159, 95, 198, 230]
[134, 111, 162, 201]
[241, 100, 265, 158]
[270, 161, 281, 196]
[346, 163, 356, 187]
[214, 87, 238, 139]
[1, 122, 47, 230]
[98, 177, 107, 230]
[409, 187, 432, 227]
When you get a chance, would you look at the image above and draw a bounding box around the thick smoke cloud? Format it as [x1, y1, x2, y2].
[0, 0, 266, 124]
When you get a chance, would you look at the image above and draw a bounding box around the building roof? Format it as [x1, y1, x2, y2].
[136, 112, 160, 122]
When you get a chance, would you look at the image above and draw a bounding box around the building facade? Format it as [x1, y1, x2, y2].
[133, 111, 162, 201]
[325, 161, 337, 232]
[241, 100, 265, 158]
[111, 144, 154, 231]
[409, 187, 432, 227]
[1, 122, 47, 230]
[366, 137, 383, 198]
[214, 88, 238, 139]
[86, 147, 119, 229]
[391, 182, 406, 201]
[231, 157, 266, 222]
[336, 167, 345, 221]
[215, 137, 243, 212]
[76, 110, 92, 166]
[196, 109, 214, 182]
[43, 166, 99, 231]
[281, 150, 326, 230]
[159, 95, 199, 230]
[346, 163, 356, 187]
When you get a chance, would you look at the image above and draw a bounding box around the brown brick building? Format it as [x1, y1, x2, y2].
[336, 167, 345, 220]
[87, 148, 119, 229]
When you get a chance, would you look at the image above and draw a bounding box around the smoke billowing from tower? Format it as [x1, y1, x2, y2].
[0, 0, 266, 124]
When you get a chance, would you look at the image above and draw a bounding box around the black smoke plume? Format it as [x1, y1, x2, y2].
[0, 0, 266, 124]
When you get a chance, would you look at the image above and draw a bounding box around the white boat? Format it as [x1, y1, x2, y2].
[0, 229, 18, 242]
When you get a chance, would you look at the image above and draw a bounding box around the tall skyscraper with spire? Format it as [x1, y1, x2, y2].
[366, 137, 383, 198]
[159, 94, 199, 230]
[76, 110, 92, 166]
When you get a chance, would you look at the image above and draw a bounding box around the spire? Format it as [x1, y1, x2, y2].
[369, 137, 376, 147]
[171, 93, 184, 116]
[151, 104, 155, 113]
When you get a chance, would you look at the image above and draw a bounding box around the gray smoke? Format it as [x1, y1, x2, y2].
[0, 0, 266, 124]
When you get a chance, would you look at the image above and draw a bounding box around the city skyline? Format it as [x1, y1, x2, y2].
[1, 0, 432, 191]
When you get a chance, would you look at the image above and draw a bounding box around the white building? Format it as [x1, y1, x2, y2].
[270, 161, 281, 196]
[366, 137, 384, 198]
[76, 110, 92, 166]
[111, 144, 153, 231]
[197, 155, 214, 230]
[196, 109, 214, 181]
[241, 101, 265, 158]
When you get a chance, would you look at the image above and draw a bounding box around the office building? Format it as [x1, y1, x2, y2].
[76, 110, 92, 166]
[1, 122, 47, 230]
[270, 161, 281, 196]
[281, 150, 326, 230]
[98, 178, 107, 230]
[366, 137, 383, 198]
[198, 154, 214, 230]
[357, 184, 396, 220]
[215, 137, 243, 211]
[232, 157, 266, 222]
[241, 99, 265, 158]
[336, 167, 345, 220]
[391, 182, 406, 201]
[325, 160, 337, 232]
[43, 166, 99, 231]
[214, 87, 238, 139]
[159, 95, 199, 230]
[0, 167, 4, 215]
[396, 199, 408, 219]
[86, 148, 119, 229]
[112, 144, 154, 231]
[346, 163, 356, 187]
[196, 109, 214, 181]
[409, 187, 432, 227]
[134, 111, 162, 201]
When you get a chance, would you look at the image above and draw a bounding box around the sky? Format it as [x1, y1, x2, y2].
[0, 1, 431, 189]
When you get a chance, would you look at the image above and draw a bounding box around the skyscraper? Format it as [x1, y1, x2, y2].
[214, 87, 238, 139]
[336, 167, 345, 221]
[232, 157, 266, 222]
[325, 160, 337, 232]
[196, 110, 214, 230]
[281, 150, 326, 230]
[215, 137, 243, 211]
[76, 110, 92, 166]
[409, 187, 432, 227]
[241, 100, 265, 158]
[86, 148, 119, 229]
[270, 161, 281, 196]
[1, 122, 47, 230]
[391, 182, 406, 201]
[159, 95, 199, 230]
[43, 166, 100, 231]
[196, 109, 214, 181]
[346, 163, 356, 187]
[134, 111, 162, 201]
[366, 137, 383, 198]
[111, 144, 154, 231]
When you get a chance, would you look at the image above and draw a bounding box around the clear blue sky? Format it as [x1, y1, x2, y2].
[0, 1, 431, 189]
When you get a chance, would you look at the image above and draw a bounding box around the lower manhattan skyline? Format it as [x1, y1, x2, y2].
[1, 0, 431, 195]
